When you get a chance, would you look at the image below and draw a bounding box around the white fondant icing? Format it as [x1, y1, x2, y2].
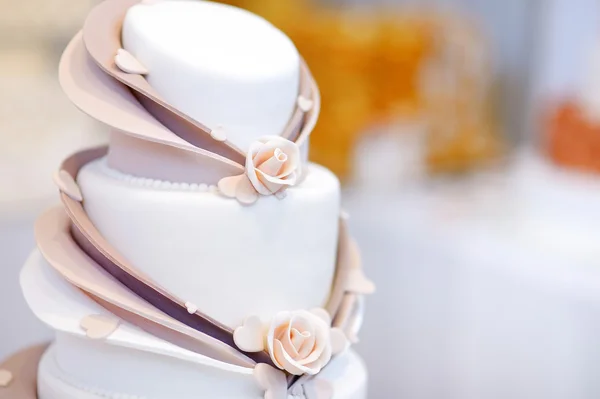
[122, 0, 300, 150]
[23, 251, 367, 399]
[20, 250, 248, 373]
[76, 158, 340, 328]
[38, 343, 367, 399]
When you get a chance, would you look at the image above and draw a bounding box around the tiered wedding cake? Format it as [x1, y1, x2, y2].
[3, 1, 375, 398]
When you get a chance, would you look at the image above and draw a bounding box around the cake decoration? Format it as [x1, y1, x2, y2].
[297, 96, 314, 112]
[346, 269, 376, 295]
[233, 315, 264, 352]
[114, 48, 149, 75]
[253, 363, 287, 399]
[266, 309, 333, 376]
[210, 125, 228, 142]
[80, 314, 120, 339]
[25, 0, 374, 396]
[0, 370, 13, 388]
[52, 169, 83, 202]
[58, 0, 321, 186]
[185, 302, 198, 314]
[254, 363, 335, 399]
[218, 136, 302, 204]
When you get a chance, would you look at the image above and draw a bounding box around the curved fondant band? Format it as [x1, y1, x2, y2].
[49, 149, 363, 372]
[59, 0, 320, 184]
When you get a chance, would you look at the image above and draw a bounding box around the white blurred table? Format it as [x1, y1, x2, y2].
[347, 150, 600, 399]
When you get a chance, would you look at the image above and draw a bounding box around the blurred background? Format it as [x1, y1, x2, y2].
[2, 0, 600, 398]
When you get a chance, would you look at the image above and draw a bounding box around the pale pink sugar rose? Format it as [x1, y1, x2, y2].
[218, 136, 302, 204]
[246, 136, 302, 195]
[266, 310, 333, 376]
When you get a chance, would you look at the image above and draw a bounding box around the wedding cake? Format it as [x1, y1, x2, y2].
[0, 1, 375, 398]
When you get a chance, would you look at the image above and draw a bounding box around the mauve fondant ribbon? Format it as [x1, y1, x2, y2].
[58, 148, 274, 365]
[80, 0, 315, 166]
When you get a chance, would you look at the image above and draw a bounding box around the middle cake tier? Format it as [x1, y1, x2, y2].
[76, 157, 341, 328]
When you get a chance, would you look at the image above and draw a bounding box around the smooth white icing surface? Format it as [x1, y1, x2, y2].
[122, 0, 300, 151]
[39, 343, 367, 399]
[76, 158, 340, 328]
[22, 250, 367, 399]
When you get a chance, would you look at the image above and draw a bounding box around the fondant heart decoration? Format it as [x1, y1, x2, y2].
[346, 269, 375, 295]
[218, 174, 259, 204]
[185, 302, 198, 314]
[297, 96, 314, 112]
[211, 126, 227, 142]
[254, 363, 287, 399]
[114, 49, 149, 75]
[0, 369, 13, 388]
[233, 315, 264, 352]
[303, 379, 334, 399]
[330, 327, 348, 355]
[80, 314, 120, 339]
[53, 170, 83, 202]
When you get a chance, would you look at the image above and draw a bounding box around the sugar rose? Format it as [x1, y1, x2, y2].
[245, 136, 301, 196]
[266, 310, 332, 376]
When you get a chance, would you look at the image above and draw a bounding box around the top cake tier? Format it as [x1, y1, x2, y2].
[122, 1, 301, 151]
[59, 0, 320, 186]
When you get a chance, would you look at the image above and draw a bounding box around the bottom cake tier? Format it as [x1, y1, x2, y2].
[20, 250, 368, 399]
[38, 343, 366, 399]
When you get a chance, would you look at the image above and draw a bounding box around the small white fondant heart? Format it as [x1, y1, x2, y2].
[330, 327, 348, 355]
[346, 269, 375, 295]
[53, 170, 83, 202]
[0, 369, 13, 387]
[310, 308, 331, 325]
[297, 96, 314, 112]
[254, 363, 287, 399]
[234, 315, 264, 352]
[80, 314, 120, 340]
[185, 302, 198, 314]
[303, 379, 334, 399]
[115, 49, 149, 75]
[211, 126, 227, 142]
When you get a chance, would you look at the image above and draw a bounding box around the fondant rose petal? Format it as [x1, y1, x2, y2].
[257, 152, 286, 176]
[235, 176, 259, 204]
[297, 333, 316, 359]
[217, 174, 245, 198]
[288, 328, 311, 359]
[303, 341, 331, 372]
[298, 321, 329, 365]
[273, 339, 308, 375]
[330, 327, 348, 355]
[246, 164, 271, 195]
[267, 312, 291, 358]
[310, 308, 332, 325]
